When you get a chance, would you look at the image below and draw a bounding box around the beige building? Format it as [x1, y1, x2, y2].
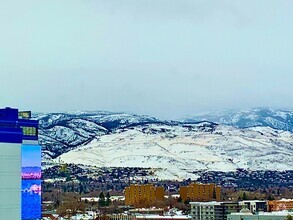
[125, 184, 164, 206]
[180, 183, 221, 202]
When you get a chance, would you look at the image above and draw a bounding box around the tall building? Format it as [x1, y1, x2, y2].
[0, 107, 41, 220]
[124, 184, 164, 206]
[180, 183, 221, 202]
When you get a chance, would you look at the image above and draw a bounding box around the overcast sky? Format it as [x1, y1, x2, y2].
[0, 1, 292, 119]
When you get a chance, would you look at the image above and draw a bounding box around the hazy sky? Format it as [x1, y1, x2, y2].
[1, 1, 293, 119]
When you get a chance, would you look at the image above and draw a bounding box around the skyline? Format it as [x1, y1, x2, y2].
[1, 1, 293, 119]
[26, 106, 293, 121]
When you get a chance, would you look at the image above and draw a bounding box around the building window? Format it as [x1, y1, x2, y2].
[22, 126, 37, 136]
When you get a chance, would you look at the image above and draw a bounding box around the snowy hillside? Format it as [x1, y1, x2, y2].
[57, 122, 293, 180]
[36, 109, 293, 180]
[182, 108, 293, 132]
[34, 111, 160, 158]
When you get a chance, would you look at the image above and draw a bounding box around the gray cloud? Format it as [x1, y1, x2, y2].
[0, 1, 293, 119]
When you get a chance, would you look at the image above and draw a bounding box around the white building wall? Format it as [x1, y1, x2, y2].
[0, 142, 21, 220]
[191, 202, 220, 220]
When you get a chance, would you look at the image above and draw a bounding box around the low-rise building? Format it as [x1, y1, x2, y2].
[190, 201, 245, 220]
[238, 200, 267, 213]
[227, 209, 293, 220]
[96, 214, 190, 220]
[268, 199, 293, 212]
[214, 202, 245, 220]
[135, 215, 190, 220]
[129, 208, 164, 216]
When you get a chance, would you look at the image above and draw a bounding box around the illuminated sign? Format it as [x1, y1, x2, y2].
[21, 144, 41, 220]
[21, 126, 37, 136]
[18, 111, 32, 119]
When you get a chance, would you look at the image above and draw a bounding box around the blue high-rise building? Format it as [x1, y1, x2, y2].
[0, 107, 41, 220]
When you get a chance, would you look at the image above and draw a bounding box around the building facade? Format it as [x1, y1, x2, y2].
[95, 214, 190, 220]
[190, 202, 221, 220]
[190, 202, 245, 220]
[0, 107, 41, 220]
[180, 183, 221, 202]
[125, 184, 164, 206]
[214, 202, 245, 220]
[227, 211, 293, 220]
[238, 200, 267, 213]
[268, 199, 293, 212]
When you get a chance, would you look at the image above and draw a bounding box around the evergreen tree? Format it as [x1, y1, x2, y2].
[106, 192, 111, 206]
[54, 199, 60, 209]
[268, 194, 275, 201]
[242, 192, 248, 200]
[184, 198, 190, 205]
[99, 192, 106, 206]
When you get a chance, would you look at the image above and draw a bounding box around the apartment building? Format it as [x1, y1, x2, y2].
[125, 184, 164, 206]
[180, 183, 221, 202]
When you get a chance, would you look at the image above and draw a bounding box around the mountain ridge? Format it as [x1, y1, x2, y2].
[37, 108, 293, 180]
[182, 107, 293, 131]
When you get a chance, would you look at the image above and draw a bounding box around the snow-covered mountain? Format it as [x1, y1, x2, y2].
[182, 108, 293, 131]
[35, 111, 160, 158]
[57, 122, 293, 180]
[36, 109, 293, 180]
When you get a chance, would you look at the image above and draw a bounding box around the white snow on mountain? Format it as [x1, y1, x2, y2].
[182, 108, 293, 132]
[57, 122, 293, 180]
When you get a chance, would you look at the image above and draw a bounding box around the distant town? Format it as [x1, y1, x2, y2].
[42, 164, 293, 220]
[42, 180, 293, 220]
